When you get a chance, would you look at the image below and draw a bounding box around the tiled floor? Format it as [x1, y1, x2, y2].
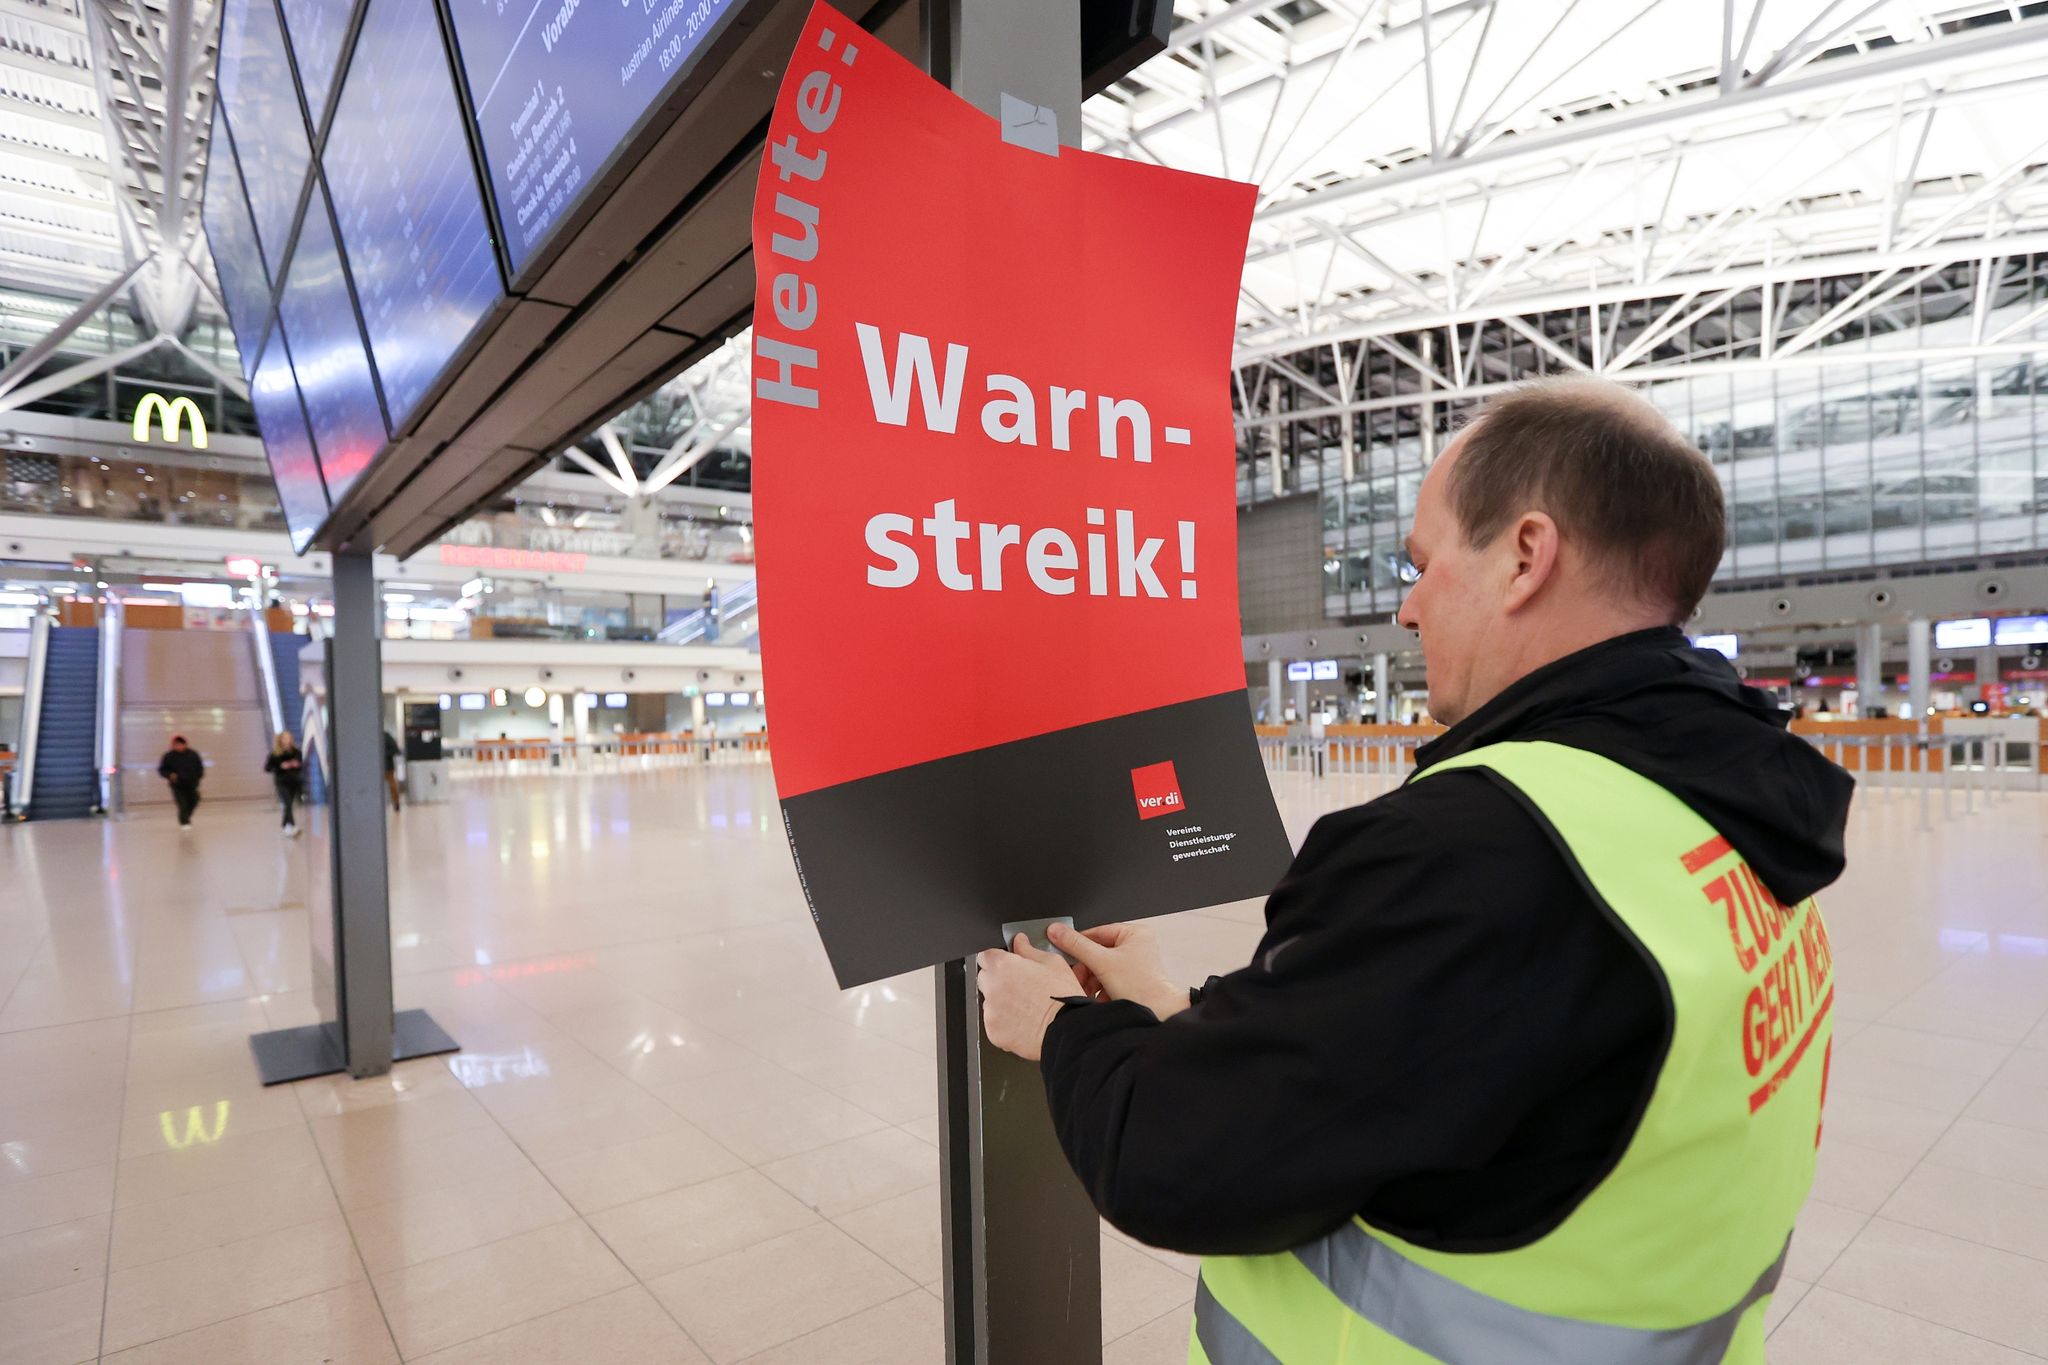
[2, 764, 2046, 1362]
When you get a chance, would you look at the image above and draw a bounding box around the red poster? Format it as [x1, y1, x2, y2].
[752, 3, 1290, 987]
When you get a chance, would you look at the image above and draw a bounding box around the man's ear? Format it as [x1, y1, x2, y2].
[1502, 511, 1560, 614]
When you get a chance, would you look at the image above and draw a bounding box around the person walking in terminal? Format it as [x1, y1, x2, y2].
[978, 378, 1854, 1364]
[156, 735, 204, 830]
[265, 730, 305, 835]
[383, 729, 402, 812]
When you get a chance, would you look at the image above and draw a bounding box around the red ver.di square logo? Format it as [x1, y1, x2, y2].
[1131, 761, 1185, 820]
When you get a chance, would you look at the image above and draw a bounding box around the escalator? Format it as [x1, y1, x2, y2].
[658, 579, 759, 646]
[27, 626, 100, 819]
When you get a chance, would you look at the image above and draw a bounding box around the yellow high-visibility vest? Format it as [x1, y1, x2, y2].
[1194, 741, 1834, 1364]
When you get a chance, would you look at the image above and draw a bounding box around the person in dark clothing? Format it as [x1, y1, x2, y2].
[977, 379, 1853, 1284]
[383, 730, 401, 812]
[157, 736, 204, 829]
[264, 731, 306, 835]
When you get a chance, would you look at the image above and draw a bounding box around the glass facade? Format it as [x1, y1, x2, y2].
[1236, 258, 2048, 620]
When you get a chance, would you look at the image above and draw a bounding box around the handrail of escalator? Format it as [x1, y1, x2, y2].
[94, 596, 123, 816]
[250, 600, 287, 741]
[10, 613, 51, 819]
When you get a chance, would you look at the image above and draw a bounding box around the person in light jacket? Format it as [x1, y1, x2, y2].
[264, 731, 306, 835]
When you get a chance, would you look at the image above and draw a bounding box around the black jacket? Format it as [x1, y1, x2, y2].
[1040, 627, 1854, 1257]
[265, 747, 306, 791]
[157, 748, 203, 788]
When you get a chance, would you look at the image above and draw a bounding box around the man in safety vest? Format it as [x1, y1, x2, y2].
[978, 377, 1852, 1364]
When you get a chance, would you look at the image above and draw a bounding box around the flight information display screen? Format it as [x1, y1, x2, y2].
[325, 0, 504, 434]
[200, 107, 273, 379]
[444, 0, 742, 272]
[277, 0, 358, 126]
[216, 0, 314, 276]
[250, 327, 330, 553]
[277, 177, 388, 509]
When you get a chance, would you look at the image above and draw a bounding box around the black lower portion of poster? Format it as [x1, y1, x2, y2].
[782, 690, 1294, 987]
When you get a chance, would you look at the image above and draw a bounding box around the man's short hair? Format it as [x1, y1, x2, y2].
[1448, 378, 1726, 621]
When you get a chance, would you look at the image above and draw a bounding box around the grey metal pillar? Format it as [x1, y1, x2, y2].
[926, 3, 1100, 1362]
[1372, 652, 1391, 722]
[1857, 622, 1883, 717]
[1907, 617, 1931, 721]
[1292, 672, 1309, 724]
[1974, 646, 1999, 704]
[1266, 657, 1283, 724]
[329, 551, 395, 1077]
[249, 550, 456, 1084]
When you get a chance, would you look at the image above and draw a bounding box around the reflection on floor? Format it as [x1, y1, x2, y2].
[2, 767, 2047, 1363]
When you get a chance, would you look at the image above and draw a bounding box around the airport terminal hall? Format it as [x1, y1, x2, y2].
[9, 0, 2048, 1362]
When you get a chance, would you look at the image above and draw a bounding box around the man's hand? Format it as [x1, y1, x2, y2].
[1048, 922, 1190, 1021]
[976, 934, 1082, 1061]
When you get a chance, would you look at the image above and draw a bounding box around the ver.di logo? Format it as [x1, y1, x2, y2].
[1130, 761, 1184, 820]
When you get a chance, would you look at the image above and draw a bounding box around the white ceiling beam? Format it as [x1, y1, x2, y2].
[1236, 340, 2048, 427]
[0, 45, 93, 90]
[1254, 18, 2048, 228]
[1236, 229, 2048, 359]
[0, 94, 103, 135]
[0, 0, 87, 34]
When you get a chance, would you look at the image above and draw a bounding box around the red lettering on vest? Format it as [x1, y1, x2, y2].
[1680, 834, 1733, 874]
[1708, 874, 1759, 972]
[1694, 845, 1833, 1115]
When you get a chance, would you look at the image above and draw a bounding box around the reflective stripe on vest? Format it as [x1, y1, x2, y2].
[1197, 1220, 1788, 1365]
[1190, 741, 1830, 1365]
[1195, 1278, 1282, 1365]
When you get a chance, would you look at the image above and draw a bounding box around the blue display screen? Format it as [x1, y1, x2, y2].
[445, 0, 742, 272]
[216, 0, 313, 277]
[277, 0, 358, 126]
[277, 177, 387, 509]
[250, 326, 330, 553]
[326, 0, 504, 434]
[200, 106, 273, 379]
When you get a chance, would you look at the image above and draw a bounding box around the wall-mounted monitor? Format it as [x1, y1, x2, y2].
[1310, 660, 1339, 681]
[247, 327, 329, 553]
[200, 106, 273, 380]
[706, 692, 728, 706]
[443, 0, 744, 273]
[217, 0, 314, 276]
[325, 0, 505, 433]
[277, 0, 356, 128]
[603, 692, 627, 708]
[730, 691, 751, 706]
[1285, 661, 1313, 681]
[458, 693, 486, 710]
[1691, 633, 1739, 659]
[1993, 615, 2048, 647]
[1934, 617, 1992, 650]
[276, 174, 388, 507]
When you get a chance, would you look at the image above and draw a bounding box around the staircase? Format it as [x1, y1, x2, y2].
[30, 626, 100, 819]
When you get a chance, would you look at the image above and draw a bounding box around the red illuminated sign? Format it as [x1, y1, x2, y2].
[436, 544, 587, 573]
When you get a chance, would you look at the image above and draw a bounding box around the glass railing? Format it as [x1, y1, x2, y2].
[0, 451, 288, 532]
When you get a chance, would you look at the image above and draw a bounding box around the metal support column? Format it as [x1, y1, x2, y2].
[249, 551, 456, 1084]
[1266, 657, 1283, 724]
[1292, 671, 1310, 725]
[1974, 646, 1999, 705]
[1907, 617, 1931, 721]
[1372, 652, 1391, 723]
[1857, 622, 1882, 718]
[926, 2, 1100, 1361]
